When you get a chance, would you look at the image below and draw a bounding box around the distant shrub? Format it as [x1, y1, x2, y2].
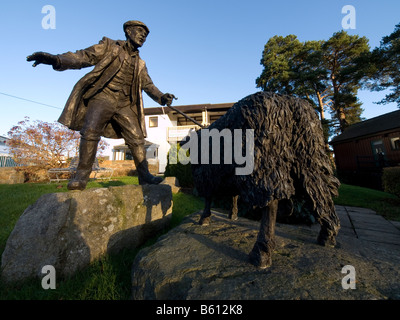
[382, 167, 400, 197]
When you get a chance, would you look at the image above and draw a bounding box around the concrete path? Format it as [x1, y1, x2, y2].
[335, 205, 400, 246]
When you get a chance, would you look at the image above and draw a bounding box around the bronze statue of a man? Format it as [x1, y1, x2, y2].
[27, 20, 176, 190]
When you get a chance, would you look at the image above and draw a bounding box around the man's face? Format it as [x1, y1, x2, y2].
[126, 26, 148, 48]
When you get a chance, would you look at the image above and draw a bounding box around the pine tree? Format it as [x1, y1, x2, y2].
[368, 23, 400, 107]
[256, 31, 370, 135]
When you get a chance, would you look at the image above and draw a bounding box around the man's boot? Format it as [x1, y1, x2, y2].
[131, 144, 163, 185]
[67, 138, 99, 190]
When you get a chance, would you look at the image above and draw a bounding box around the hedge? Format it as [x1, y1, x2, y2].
[164, 143, 193, 188]
[382, 167, 400, 197]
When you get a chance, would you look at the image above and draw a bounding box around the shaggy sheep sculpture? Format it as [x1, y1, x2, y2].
[188, 92, 340, 269]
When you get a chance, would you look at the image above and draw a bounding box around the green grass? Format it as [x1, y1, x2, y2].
[334, 183, 400, 221]
[0, 177, 204, 300]
[0, 179, 398, 299]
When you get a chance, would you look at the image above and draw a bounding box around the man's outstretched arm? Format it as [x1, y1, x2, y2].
[27, 37, 112, 71]
[27, 52, 60, 69]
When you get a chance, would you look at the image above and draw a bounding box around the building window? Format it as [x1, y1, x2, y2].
[149, 117, 158, 128]
[390, 137, 400, 150]
[371, 140, 385, 155]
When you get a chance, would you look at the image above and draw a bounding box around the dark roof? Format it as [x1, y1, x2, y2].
[144, 103, 234, 115]
[330, 109, 400, 144]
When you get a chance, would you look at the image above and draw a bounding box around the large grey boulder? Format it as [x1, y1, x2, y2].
[131, 210, 400, 300]
[1, 184, 172, 283]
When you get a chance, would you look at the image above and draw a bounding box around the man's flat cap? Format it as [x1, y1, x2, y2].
[123, 20, 150, 34]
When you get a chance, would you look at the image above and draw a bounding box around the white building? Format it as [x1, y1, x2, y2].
[0, 135, 20, 167]
[0, 135, 11, 156]
[109, 103, 233, 173]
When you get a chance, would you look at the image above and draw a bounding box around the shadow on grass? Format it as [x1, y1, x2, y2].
[86, 176, 139, 189]
[96, 180, 127, 188]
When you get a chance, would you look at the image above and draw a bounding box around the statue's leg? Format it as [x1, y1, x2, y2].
[128, 143, 163, 185]
[68, 98, 114, 191]
[67, 138, 99, 190]
[116, 107, 163, 185]
[199, 196, 212, 226]
[229, 195, 239, 220]
[249, 199, 279, 269]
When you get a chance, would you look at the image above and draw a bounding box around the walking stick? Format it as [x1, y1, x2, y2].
[163, 97, 206, 128]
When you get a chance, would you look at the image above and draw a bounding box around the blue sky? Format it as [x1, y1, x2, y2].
[1, 0, 399, 137]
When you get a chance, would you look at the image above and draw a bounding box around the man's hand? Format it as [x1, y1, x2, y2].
[27, 52, 59, 68]
[160, 93, 177, 106]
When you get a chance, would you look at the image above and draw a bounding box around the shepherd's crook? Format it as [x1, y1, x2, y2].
[165, 97, 206, 128]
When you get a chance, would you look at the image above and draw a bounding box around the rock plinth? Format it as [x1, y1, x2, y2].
[1, 184, 172, 283]
[161, 177, 181, 193]
[131, 211, 400, 300]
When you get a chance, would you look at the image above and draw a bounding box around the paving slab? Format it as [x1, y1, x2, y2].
[336, 211, 353, 229]
[338, 226, 356, 237]
[345, 206, 377, 214]
[339, 206, 400, 246]
[356, 229, 400, 245]
[352, 220, 399, 234]
[390, 220, 400, 231]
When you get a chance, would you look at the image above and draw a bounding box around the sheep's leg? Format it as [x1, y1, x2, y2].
[317, 209, 340, 247]
[249, 199, 279, 269]
[199, 196, 212, 226]
[228, 195, 239, 220]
